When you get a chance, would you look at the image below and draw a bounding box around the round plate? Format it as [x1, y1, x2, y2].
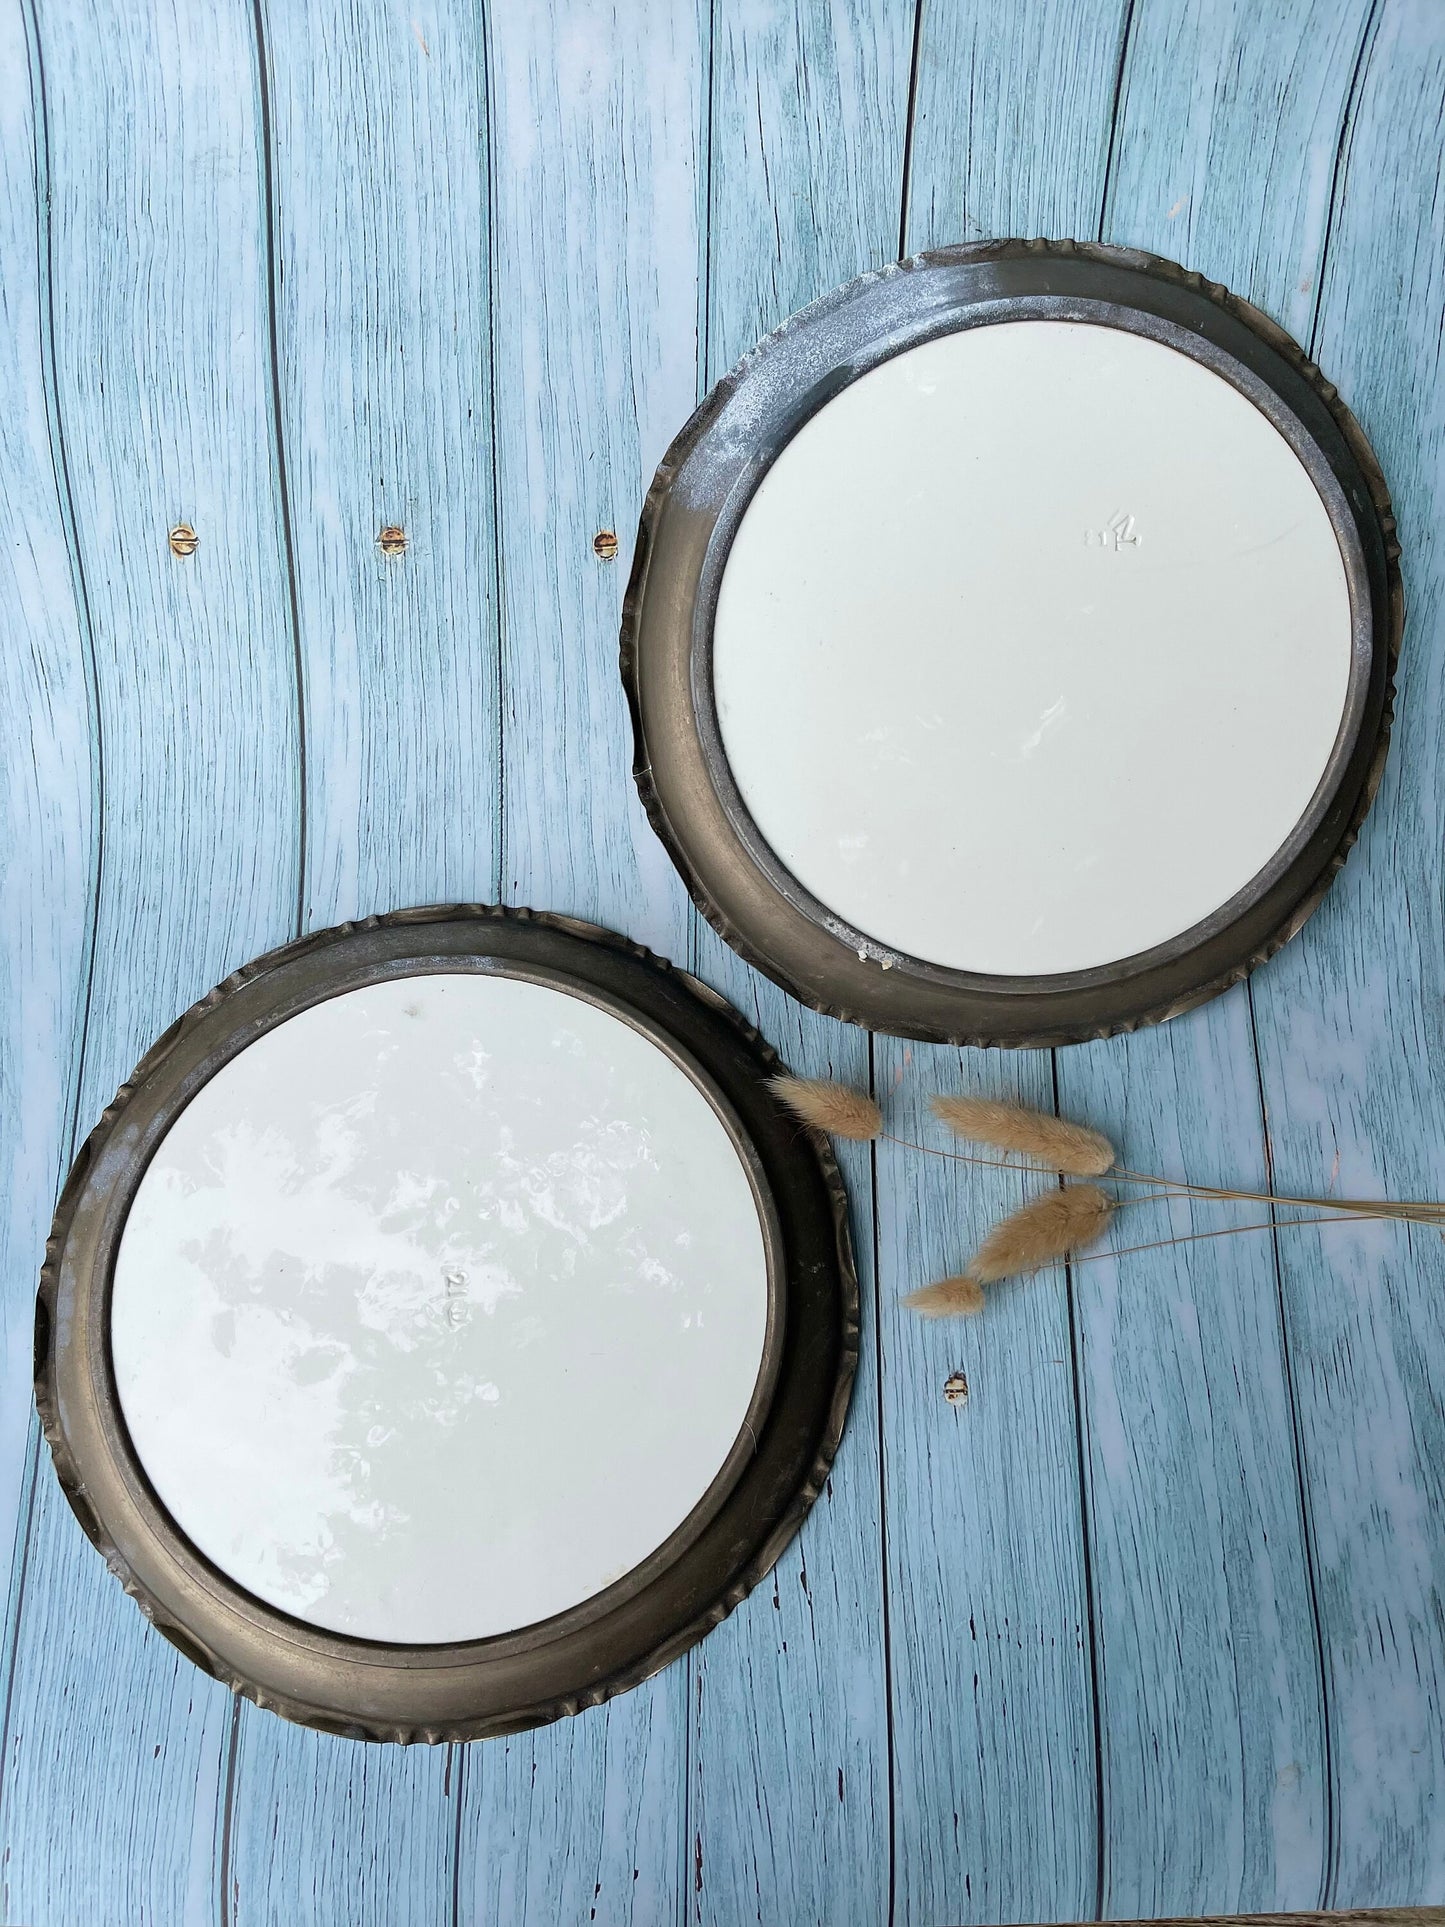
[36, 907, 857, 1742]
[621, 240, 1402, 1046]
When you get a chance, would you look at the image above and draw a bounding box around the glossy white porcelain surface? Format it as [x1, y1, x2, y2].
[111, 973, 770, 1644]
[713, 318, 1353, 976]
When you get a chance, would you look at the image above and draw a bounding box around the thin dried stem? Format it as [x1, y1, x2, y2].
[881, 1132, 1445, 1228]
[1111, 1163, 1445, 1222]
[909, 1211, 1392, 1319]
[1073, 1212, 1389, 1267]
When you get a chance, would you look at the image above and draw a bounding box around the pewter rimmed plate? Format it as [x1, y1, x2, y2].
[36, 907, 856, 1741]
[622, 240, 1402, 1046]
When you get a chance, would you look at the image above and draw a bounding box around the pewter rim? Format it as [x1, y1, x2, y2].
[691, 297, 1374, 994]
[97, 956, 788, 1654]
[37, 905, 858, 1741]
[621, 239, 1403, 1047]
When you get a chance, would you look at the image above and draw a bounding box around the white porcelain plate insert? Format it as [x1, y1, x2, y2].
[111, 972, 771, 1645]
[713, 318, 1354, 977]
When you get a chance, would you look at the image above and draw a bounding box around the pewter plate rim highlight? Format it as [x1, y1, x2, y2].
[37, 906, 857, 1742]
[621, 239, 1402, 1046]
[108, 966, 784, 1647]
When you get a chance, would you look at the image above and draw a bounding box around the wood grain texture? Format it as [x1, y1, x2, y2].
[686, 963, 888, 1927]
[1056, 1000, 1328, 1917]
[903, 0, 1130, 250]
[889, 10, 1131, 1922]
[259, 0, 502, 931]
[463, 1700, 683, 1927]
[455, 5, 706, 1920]
[1053, 2, 1378, 1913]
[220, 2, 504, 1917]
[683, 5, 912, 1920]
[1102, 0, 1375, 342]
[875, 1044, 1099, 1927]
[0, 0, 95, 1598]
[3, 1, 1445, 1920]
[704, 0, 913, 357]
[492, 0, 704, 961]
[1249, 0, 1445, 1906]
[0, 1, 300, 1922]
[227, 1720, 457, 1927]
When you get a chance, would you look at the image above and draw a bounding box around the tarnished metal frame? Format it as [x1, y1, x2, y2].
[36, 905, 858, 1744]
[621, 238, 1404, 1047]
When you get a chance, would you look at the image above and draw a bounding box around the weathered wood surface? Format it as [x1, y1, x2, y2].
[1, 2, 1443, 1922]
[1058, 4, 1377, 1916]
[2, 1, 297, 1921]
[223, 2, 502, 1915]
[682, 6, 910, 1923]
[1248, 6, 1445, 1907]
[458, 4, 704, 1919]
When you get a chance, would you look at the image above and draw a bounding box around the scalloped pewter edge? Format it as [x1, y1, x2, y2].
[619, 236, 1404, 1050]
[35, 902, 860, 1744]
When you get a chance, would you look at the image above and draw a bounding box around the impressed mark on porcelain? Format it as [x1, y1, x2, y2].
[442, 1265, 470, 1328]
[1084, 511, 1140, 551]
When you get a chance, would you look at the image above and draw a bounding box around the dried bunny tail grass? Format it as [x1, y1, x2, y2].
[967, 1184, 1114, 1283]
[930, 1094, 1116, 1177]
[769, 1075, 882, 1142]
[903, 1274, 986, 1318]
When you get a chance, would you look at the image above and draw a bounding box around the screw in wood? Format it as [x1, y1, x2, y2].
[943, 1370, 970, 1407]
[592, 528, 619, 561]
[168, 523, 198, 557]
[378, 524, 408, 557]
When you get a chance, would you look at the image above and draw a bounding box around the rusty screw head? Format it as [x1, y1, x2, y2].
[378, 524, 408, 557]
[592, 528, 619, 561]
[168, 523, 198, 557]
[943, 1370, 970, 1407]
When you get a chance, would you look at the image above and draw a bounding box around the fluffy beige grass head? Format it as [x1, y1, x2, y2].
[903, 1274, 986, 1318]
[930, 1095, 1115, 1177]
[769, 1075, 882, 1142]
[966, 1184, 1114, 1283]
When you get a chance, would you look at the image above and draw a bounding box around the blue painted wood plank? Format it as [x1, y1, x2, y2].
[464, 1707, 684, 1927]
[221, 1, 504, 1917]
[1056, 1001, 1329, 1916]
[887, 12, 1129, 1922]
[227, 1723, 457, 1927]
[457, 5, 707, 1919]
[874, 1044, 1099, 1927]
[684, 5, 912, 1920]
[1053, 2, 1377, 1913]
[492, 0, 704, 965]
[1, 4, 1443, 1922]
[1102, 0, 1376, 344]
[1249, 0, 1445, 1904]
[263, 0, 502, 932]
[685, 975, 887, 1927]
[704, 0, 914, 350]
[904, 0, 1129, 247]
[0, 0, 95, 1602]
[0, 0, 301, 1920]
